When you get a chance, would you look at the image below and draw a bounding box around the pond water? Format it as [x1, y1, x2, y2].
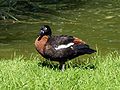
[0, 1, 120, 59]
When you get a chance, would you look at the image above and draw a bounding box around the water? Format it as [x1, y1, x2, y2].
[0, 1, 120, 58]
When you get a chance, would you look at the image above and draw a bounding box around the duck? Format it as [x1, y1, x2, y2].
[35, 25, 96, 71]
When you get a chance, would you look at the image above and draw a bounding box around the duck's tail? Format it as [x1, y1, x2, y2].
[82, 48, 96, 54]
[74, 44, 96, 54]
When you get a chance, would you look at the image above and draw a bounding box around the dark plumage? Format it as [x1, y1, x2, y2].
[35, 25, 96, 71]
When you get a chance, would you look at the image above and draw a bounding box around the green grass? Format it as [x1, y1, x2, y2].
[0, 52, 120, 90]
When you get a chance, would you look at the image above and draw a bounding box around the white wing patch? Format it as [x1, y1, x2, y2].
[55, 43, 74, 50]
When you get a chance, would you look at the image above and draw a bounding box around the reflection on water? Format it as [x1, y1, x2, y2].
[0, 1, 120, 58]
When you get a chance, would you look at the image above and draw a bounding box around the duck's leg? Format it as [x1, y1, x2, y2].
[59, 61, 65, 72]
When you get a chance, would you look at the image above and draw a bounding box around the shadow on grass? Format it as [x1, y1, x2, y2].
[37, 60, 96, 71]
[38, 60, 60, 70]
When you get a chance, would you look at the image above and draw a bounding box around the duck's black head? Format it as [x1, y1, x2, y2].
[39, 25, 52, 37]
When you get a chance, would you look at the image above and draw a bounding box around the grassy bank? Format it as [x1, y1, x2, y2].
[0, 52, 120, 90]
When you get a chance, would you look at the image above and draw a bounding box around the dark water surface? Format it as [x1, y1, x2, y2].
[0, 1, 120, 58]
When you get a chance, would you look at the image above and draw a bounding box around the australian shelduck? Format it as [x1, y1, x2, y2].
[35, 25, 96, 71]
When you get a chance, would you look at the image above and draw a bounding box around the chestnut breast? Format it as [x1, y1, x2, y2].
[35, 35, 49, 55]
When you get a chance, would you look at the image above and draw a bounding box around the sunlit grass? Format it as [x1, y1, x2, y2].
[0, 52, 120, 90]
